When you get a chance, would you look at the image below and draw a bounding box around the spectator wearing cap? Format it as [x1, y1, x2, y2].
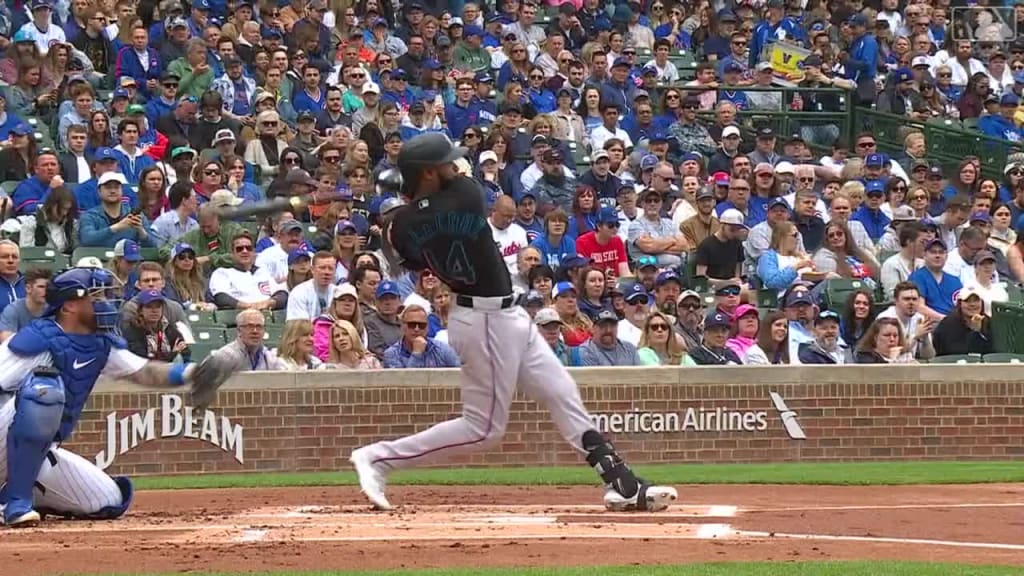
[880, 220, 925, 299]
[254, 218, 308, 283]
[689, 310, 742, 365]
[579, 149, 622, 201]
[621, 99, 659, 148]
[707, 126, 744, 176]
[653, 269, 683, 315]
[578, 309, 641, 366]
[629, 188, 687, 268]
[210, 56, 257, 121]
[850, 179, 892, 242]
[367, 17, 408, 59]
[909, 238, 962, 316]
[931, 286, 995, 356]
[383, 304, 461, 369]
[209, 231, 288, 310]
[576, 206, 631, 278]
[513, 191, 544, 242]
[667, 94, 718, 158]
[877, 67, 927, 118]
[616, 283, 651, 346]
[454, 24, 492, 75]
[695, 207, 747, 289]
[18, 0, 66, 56]
[632, 255, 658, 292]
[78, 172, 156, 248]
[70, 146, 139, 214]
[529, 146, 577, 213]
[839, 14, 879, 104]
[309, 279, 368, 361]
[533, 308, 583, 367]
[781, 285, 817, 359]
[671, 289, 703, 350]
[797, 310, 848, 364]
[599, 56, 639, 116]
[360, 278, 403, 358]
[979, 93, 1024, 142]
[680, 187, 721, 249]
[876, 281, 936, 360]
[164, 202, 244, 268]
[123, 288, 190, 363]
[966, 248, 1009, 315]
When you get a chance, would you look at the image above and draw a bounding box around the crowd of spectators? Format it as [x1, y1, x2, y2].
[0, 0, 1021, 369]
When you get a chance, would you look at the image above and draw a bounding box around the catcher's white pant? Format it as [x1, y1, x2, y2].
[360, 297, 596, 471]
[0, 397, 123, 518]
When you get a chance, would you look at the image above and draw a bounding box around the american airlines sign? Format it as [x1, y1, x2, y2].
[591, 392, 807, 440]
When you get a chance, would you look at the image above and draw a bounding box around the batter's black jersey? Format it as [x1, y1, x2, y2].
[391, 176, 513, 297]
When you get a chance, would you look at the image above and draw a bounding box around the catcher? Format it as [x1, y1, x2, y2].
[0, 267, 235, 527]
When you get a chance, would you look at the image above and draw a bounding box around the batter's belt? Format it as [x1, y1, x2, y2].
[454, 294, 523, 310]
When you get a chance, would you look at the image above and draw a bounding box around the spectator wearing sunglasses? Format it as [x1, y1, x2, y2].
[210, 231, 288, 310]
[383, 304, 461, 369]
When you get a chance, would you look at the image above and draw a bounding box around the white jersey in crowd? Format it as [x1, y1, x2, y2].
[489, 220, 528, 278]
[209, 266, 285, 305]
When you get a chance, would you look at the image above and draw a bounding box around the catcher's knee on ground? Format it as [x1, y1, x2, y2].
[4, 369, 65, 520]
[582, 430, 640, 499]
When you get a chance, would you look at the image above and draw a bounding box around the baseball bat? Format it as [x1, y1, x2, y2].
[216, 192, 347, 220]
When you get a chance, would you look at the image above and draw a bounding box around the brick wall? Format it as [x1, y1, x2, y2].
[65, 366, 1024, 476]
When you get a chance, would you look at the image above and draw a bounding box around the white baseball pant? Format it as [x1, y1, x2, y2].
[361, 299, 596, 470]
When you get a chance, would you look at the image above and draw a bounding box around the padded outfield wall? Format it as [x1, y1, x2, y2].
[64, 366, 1024, 476]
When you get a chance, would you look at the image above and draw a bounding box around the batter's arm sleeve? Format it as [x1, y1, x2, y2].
[0, 344, 52, 392]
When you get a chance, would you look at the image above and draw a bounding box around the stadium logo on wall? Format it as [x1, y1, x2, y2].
[590, 391, 806, 439]
[95, 394, 244, 470]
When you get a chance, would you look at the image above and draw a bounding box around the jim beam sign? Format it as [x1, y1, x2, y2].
[95, 394, 244, 470]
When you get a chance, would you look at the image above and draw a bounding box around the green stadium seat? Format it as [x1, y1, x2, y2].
[929, 354, 983, 364]
[185, 309, 218, 326]
[140, 247, 162, 262]
[755, 289, 778, 309]
[214, 309, 240, 326]
[238, 220, 261, 238]
[71, 247, 116, 264]
[20, 247, 62, 261]
[982, 353, 1024, 363]
[1004, 283, 1024, 303]
[1, 181, 18, 196]
[269, 309, 287, 323]
[991, 301, 1024, 353]
[193, 326, 229, 344]
[822, 278, 868, 316]
[262, 324, 284, 345]
[185, 341, 220, 363]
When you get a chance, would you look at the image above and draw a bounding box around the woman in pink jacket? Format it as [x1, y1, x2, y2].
[312, 282, 368, 361]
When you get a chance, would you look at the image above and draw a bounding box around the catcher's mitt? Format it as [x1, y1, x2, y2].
[189, 354, 238, 411]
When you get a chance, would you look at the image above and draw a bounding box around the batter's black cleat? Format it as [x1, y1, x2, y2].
[603, 483, 678, 512]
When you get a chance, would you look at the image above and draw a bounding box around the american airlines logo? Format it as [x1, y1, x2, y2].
[591, 392, 807, 439]
[769, 392, 806, 440]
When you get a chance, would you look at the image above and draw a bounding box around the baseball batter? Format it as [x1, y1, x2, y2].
[0, 268, 234, 527]
[350, 133, 677, 512]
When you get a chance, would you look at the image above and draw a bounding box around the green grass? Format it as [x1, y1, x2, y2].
[133, 460, 1024, 490]
[123, 563, 1024, 576]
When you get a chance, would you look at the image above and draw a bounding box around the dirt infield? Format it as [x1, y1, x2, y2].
[4, 484, 1024, 574]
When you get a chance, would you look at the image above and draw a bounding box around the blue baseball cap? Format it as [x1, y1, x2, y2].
[681, 152, 702, 164]
[649, 131, 668, 144]
[705, 310, 731, 329]
[287, 249, 312, 265]
[391, 69, 408, 80]
[611, 56, 631, 68]
[474, 71, 494, 83]
[894, 68, 913, 83]
[656, 270, 682, 287]
[768, 197, 790, 211]
[9, 123, 31, 136]
[193, 0, 211, 10]
[560, 255, 588, 269]
[865, 179, 886, 195]
[1001, 93, 1020, 106]
[112, 88, 131, 100]
[625, 283, 649, 303]
[847, 13, 868, 26]
[138, 289, 165, 305]
[464, 24, 484, 37]
[92, 147, 118, 163]
[424, 58, 443, 70]
[724, 61, 745, 74]
[864, 153, 885, 168]
[640, 154, 659, 171]
[171, 242, 195, 259]
[376, 280, 400, 298]
[30, 0, 53, 11]
[262, 28, 283, 39]
[1014, 71, 1024, 85]
[335, 184, 354, 200]
[13, 29, 35, 43]
[335, 219, 357, 234]
[597, 206, 619, 224]
[553, 281, 578, 298]
[114, 239, 140, 262]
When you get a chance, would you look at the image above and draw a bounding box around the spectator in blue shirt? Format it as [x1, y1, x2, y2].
[78, 172, 157, 248]
[979, 94, 1024, 143]
[909, 238, 962, 316]
[749, 0, 806, 68]
[114, 24, 163, 99]
[526, 67, 556, 114]
[601, 57, 639, 115]
[0, 240, 26, 317]
[383, 304, 461, 368]
[842, 14, 879, 104]
[445, 78, 481, 144]
[12, 150, 61, 216]
[852, 180, 892, 241]
[74, 147, 140, 214]
[292, 63, 326, 114]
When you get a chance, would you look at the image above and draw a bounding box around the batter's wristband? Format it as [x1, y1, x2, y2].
[168, 363, 191, 387]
